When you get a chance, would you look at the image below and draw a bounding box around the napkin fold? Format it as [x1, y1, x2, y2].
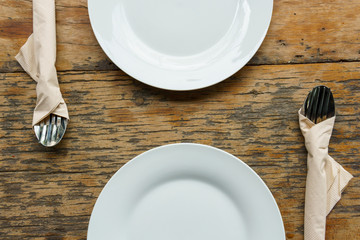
[298, 110, 353, 240]
[15, 0, 69, 126]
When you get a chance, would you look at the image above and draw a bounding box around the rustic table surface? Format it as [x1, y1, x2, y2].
[1, 0, 359, 239]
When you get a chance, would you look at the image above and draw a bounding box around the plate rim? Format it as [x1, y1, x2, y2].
[87, 0, 274, 91]
[87, 143, 285, 239]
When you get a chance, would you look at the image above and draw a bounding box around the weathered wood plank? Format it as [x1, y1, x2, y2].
[0, 62, 359, 239]
[1, 0, 360, 72]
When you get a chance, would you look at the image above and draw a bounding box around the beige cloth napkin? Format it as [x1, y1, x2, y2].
[15, 0, 69, 126]
[298, 110, 353, 240]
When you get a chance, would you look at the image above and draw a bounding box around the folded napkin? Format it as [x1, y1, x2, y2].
[15, 0, 69, 126]
[298, 110, 353, 240]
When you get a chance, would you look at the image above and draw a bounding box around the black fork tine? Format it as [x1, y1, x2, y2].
[310, 87, 320, 122]
[304, 91, 311, 116]
[315, 86, 326, 124]
[305, 90, 313, 118]
[322, 87, 330, 121]
[327, 90, 335, 118]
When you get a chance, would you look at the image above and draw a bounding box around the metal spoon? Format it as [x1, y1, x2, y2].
[33, 114, 68, 147]
[302, 86, 335, 124]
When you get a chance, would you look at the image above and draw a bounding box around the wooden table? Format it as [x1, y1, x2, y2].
[1, 0, 359, 239]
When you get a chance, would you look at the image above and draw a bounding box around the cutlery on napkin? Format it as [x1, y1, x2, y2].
[299, 86, 353, 240]
[15, 0, 69, 127]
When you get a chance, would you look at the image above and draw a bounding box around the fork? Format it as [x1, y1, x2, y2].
[302, 86, 335, 124]
[33, 114, 68, 147]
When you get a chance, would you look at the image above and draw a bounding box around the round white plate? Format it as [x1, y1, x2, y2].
[88, 0, 273, 90]
[88, 143, 285, 240]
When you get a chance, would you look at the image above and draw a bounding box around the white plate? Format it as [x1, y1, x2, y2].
[88, 143, 285, 240]
[88, 0, 273, 90]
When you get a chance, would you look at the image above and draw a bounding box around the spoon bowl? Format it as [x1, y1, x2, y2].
[33, 114, 68, 147]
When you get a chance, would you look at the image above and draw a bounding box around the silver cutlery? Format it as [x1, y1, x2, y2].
[33, 114, 68, 147]
[302, 86, 335, 123]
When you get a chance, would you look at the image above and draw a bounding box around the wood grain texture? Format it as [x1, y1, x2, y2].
[1, 62, 359, 239]
[1, 0, 360, 72]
